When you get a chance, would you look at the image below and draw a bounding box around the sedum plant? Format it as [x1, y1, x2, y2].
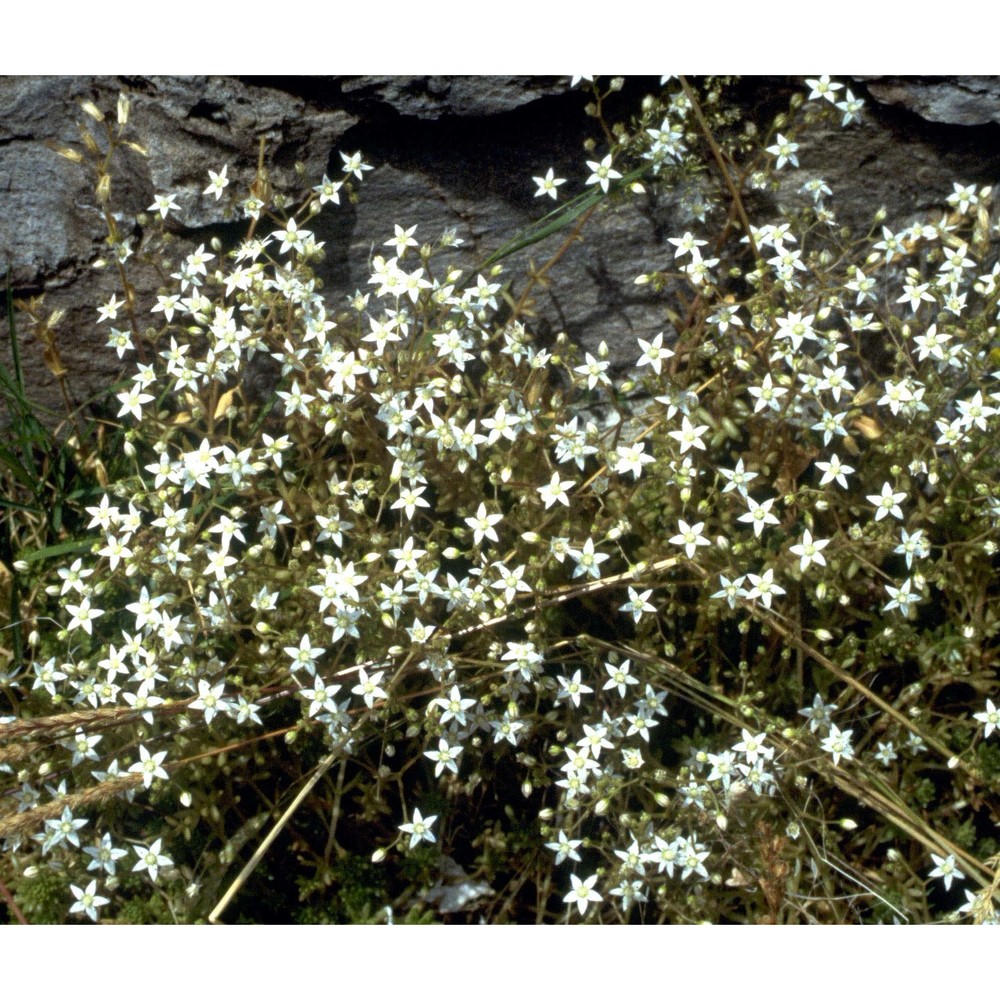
[1, 76, 999, 925]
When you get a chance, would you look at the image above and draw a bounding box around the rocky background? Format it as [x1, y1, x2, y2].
[2, 75, 1000, 426]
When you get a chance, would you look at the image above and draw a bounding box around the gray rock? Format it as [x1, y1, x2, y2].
[859, 76, 1000, 127]
[4, 75, 1000, 428]
[337, 75, 567, 118]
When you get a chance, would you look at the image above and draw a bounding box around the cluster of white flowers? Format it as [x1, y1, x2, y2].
[3, 76, 999, 926]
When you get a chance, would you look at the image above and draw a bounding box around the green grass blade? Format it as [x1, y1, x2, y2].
[2, 275, 45, 484]
[0, 440, 37, 489]
[477, 164, 651, 273]
[17, 537, 94, 565]
[0, 496, 44, 515]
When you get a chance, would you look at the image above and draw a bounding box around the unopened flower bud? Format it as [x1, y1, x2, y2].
[80, 99, 105, 122]
[54, 145, 84, 163]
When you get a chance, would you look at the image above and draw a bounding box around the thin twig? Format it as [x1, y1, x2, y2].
[208, 748, 338, 924]
[678, 76, 761, 265]
[0, 873, 29, 925]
